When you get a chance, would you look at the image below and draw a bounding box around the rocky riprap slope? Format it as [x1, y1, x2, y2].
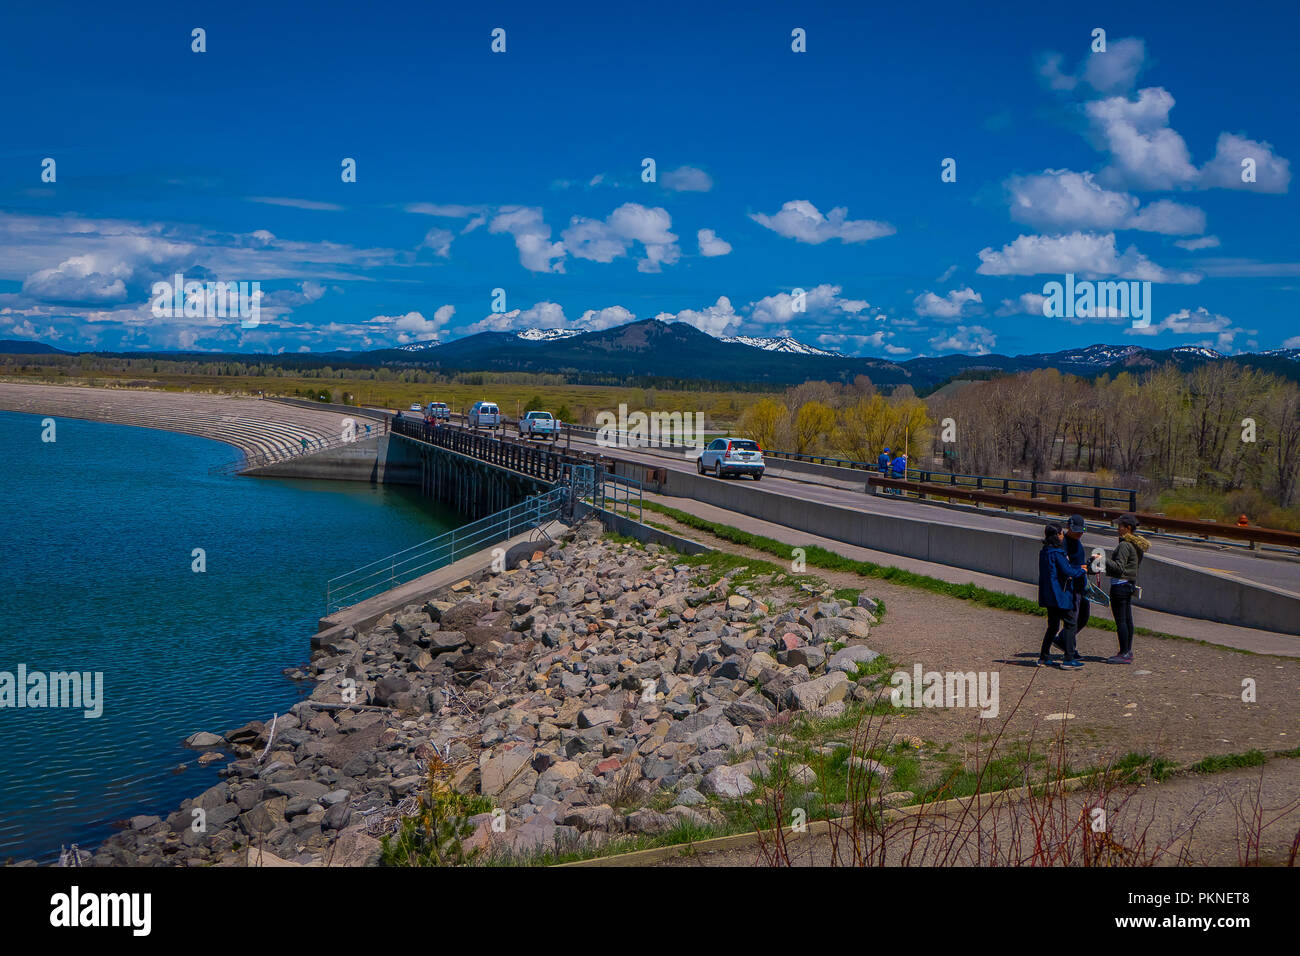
[87, 520, 882, 866]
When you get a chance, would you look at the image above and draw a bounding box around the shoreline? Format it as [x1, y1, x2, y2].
[11, 513, 1300, 866]
[15, 520, 876, 866]
[0, 381, 353, 458]
[0, 400, 440, 866]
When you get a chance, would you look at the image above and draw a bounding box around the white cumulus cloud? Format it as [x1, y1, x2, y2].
[929, 325, 997, 355]
[1006, 170, 1204, 235]
[656, 296, 740, 336]
[562, 203, 680, 273]
[750, 200, 895, 245]
[489, 207, 566, 273]
[914, 287, 982, 320]
[697, 228, 732, 257]
[977, 232, 1201, 284]
[661, 166, 713, 192]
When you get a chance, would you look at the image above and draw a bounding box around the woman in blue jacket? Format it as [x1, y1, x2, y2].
[1038, 523, 1087, 668]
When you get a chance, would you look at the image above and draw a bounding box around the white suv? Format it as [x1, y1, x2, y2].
[468, 401, 502, 430]
[698, 438, 764, 479]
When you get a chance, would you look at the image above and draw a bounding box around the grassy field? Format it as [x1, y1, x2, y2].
[1150, 485, 1300, 532]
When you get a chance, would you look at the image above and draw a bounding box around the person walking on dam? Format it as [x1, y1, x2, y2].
[1104, 513, 1149, 665]
[1038, 523, 1087, 668]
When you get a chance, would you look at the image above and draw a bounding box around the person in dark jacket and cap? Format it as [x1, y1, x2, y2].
[1058, 514, 1091, 654]
[1038, 523, 1087, 668]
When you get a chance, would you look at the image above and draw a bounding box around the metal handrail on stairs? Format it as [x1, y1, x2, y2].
[324, 484, 568, 613]
[209, 420, 389, 476]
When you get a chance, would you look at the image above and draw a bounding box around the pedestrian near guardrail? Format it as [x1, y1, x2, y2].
[890, 451, 907, 494]
[1103, 513, 1149, 664]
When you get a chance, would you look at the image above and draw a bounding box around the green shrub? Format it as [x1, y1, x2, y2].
[380, 760, 493, 867]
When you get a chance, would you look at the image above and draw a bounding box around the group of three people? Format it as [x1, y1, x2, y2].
[1037, 512, 1150, 668]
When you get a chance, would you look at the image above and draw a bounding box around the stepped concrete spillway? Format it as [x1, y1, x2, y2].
[0, 383, 356, 459]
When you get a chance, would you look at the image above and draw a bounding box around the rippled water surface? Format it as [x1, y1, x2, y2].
[0, 409, 460, 862]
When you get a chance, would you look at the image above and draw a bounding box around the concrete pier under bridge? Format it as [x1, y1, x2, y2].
[403, 437, 551, 520]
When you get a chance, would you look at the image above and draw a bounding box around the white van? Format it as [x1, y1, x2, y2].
[468, 401, 502, 431]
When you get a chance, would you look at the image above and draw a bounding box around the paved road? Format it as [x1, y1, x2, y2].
[558, 432, 1300, 595]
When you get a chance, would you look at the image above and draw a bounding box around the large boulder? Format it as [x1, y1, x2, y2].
[439, 600, 489, 632]
[829, 645, 879, 674]
[480, 746, 537, 806]
[702, 764, 756, 799]
[372, 676, 410, 707]
[813, 616, 871, 643]
[788, 671, 850, 711]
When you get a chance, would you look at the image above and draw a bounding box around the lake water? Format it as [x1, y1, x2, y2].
[0, 410, 461, 863]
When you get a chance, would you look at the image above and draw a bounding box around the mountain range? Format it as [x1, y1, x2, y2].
[343, 320, 1300, 391]
[4, 319, 1299, 393]
[717, 335, 840, 357]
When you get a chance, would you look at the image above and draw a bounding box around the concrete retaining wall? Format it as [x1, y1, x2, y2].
[577, 504, 711, 555]
[314, 521, 568, 646]
[765, 455, 875, 486]
[654, 468, 1300, 636]
[247, 433, 419, 484]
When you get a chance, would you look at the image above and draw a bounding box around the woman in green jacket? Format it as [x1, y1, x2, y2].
[1104, 513, 1150, 664]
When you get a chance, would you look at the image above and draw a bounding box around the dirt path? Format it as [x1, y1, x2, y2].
[655, 759, 1300, 867]
[648, 509, 1300, 773]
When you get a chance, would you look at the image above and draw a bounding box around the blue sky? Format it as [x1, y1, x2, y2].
[1, 0, 1297, 358]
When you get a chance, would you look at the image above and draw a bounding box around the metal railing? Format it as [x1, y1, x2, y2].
[554, 422, 1139, 511]
[589, 469, 643, 522]
[325, 485, 568, 613]
[390, 415, 605, 482]
[560, 422, 703, 452]
[558, 464, 644, 522]
[764, 449, 1138, 511]
[868, 472, 1300, 550]
[210, 421, 388, 476]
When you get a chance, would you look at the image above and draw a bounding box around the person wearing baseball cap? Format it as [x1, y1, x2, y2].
[1057, 515, 1092, 656]
[1103, 513, 1150, 664]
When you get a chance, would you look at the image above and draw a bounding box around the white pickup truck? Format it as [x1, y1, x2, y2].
[518, 410, 561, 441]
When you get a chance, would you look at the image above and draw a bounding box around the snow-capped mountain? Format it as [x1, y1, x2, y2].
[1170, 346, 1225, 360]
[397, 340, 440, 352]
[1259, 348, 1300, 362]
[720, 335, 841, 357]
[516, 328, 582, 342]
[1042, 344, 1146, 368]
